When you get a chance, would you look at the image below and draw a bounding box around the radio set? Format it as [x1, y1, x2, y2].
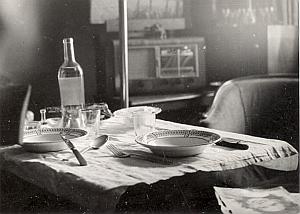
[105, 37, 206, 97]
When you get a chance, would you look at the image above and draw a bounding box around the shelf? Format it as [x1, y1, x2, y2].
[106, 18, 186, 32]
[113, 37, 205, 46]
[129, 93, 203, 106]
[111, 92, 204, 112]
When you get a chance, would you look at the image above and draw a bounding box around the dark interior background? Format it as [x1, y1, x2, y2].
[0, 0, 298, 117]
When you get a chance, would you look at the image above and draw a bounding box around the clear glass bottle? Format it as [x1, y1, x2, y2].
[58, 38, 85, 128]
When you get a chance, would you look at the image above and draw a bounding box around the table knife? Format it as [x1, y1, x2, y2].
[215, 139, 249, 150]
[60, 134, 87, 166]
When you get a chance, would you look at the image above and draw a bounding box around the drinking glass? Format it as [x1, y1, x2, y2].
[133, 111, 156, 137]
[79, 107, 101, 137]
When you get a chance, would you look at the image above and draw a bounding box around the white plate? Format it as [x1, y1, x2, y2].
[113, 106, 162, 123]
[22, 128, 87, 153]
[135, 130, 221, 157]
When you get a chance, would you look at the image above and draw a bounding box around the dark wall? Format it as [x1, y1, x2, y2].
[0, 0, 105, 116]
[189, 0, 298, 83]
[190, 0, 267, 83]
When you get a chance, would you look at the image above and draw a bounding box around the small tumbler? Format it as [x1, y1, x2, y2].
[133, 111, 156, 137]
[79, 107, 101, 137]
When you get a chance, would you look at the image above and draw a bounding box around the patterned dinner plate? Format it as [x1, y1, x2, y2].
[22, 128, 87, 153]
[135, 129, 221, 157]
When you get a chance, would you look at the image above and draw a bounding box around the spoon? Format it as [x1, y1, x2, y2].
[61, 135, 109, 161]
[80, 135, 109, 154]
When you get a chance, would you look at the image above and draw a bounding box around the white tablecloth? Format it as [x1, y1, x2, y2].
[0, 118, 298, 211]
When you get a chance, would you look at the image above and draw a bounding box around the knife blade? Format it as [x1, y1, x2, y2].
[59, 134, 87, 166]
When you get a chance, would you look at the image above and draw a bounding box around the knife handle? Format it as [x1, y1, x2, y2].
[216, 140, 249, 150]
[72, 148, 88, 166]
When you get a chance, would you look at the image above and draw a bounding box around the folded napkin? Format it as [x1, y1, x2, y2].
[214, 186, 300, 214]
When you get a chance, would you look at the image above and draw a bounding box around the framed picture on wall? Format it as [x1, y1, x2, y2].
[90, 0, 191, 31]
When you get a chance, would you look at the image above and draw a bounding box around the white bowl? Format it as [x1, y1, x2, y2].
[113, 106, 161, 123]
[135, 129, 221, 157]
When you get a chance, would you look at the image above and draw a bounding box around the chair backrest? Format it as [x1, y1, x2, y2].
[200, 74, 299, 150]
[0, 85, 31, 145]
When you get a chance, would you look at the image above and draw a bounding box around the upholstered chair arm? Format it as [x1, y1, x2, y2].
[199, 81, 246, 134]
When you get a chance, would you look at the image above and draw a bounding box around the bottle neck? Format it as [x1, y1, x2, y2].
[63, 38, 76, 62]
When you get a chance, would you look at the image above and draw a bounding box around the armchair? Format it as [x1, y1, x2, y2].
[199, 74, 299, 150]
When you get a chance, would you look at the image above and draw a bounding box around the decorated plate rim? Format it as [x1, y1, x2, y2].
[135, 129, 221, 148]
[22, 127, 87, 144]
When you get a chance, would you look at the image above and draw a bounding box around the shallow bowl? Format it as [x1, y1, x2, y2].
[135, 129, 221, 157]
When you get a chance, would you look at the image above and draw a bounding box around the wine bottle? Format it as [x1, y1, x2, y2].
[58, 38, 85, 128]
